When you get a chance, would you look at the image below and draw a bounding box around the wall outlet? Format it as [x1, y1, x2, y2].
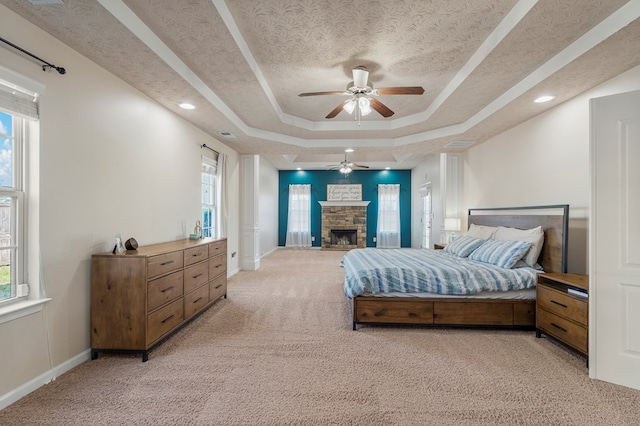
[373, 236, 377, 242]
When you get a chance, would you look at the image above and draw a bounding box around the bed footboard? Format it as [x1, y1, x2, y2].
[352, 297, 535, 330]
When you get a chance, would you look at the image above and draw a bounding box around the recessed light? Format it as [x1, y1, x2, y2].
[385, 167, 391, 170]
[296, 167, 302, 171]
[345, 148, 354, 153]
[179, 103, 195, 110]
[534, 95, 555, 103]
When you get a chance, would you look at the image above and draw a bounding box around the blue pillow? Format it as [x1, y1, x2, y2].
[443, 236, 487, 258]
[468, 239, 531, 269]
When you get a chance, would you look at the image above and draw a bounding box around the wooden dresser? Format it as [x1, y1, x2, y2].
[91, 237, 227, 361]
[535, 273, 588, 359]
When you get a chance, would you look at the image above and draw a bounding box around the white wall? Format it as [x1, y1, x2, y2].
[465, 64, 640, 273]
[258, 156, 279, 257]
[0, 5, 239, 402]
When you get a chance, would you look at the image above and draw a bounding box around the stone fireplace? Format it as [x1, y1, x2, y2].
[319, 201, 370, 250]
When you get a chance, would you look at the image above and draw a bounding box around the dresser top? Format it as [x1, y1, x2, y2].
[93, 237, 226, 258]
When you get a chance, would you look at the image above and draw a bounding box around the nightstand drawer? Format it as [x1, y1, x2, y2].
[537, 285, 587, 326]
[537, 308, 588, 354]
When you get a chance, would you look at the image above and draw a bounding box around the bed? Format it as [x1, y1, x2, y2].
[345, 205, 569, 330]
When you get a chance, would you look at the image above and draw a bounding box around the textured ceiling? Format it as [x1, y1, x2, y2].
[2, 0, 639, 170]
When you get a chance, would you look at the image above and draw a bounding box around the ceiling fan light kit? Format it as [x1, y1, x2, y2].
[330, 150, 370, 175]
[299, 66, 425, 121]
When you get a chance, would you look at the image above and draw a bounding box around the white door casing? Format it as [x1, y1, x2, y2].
[590, 89, 640, 389]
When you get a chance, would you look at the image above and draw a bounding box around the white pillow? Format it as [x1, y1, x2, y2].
[493, 226, 544, 267]
[464, 224, 498, 240]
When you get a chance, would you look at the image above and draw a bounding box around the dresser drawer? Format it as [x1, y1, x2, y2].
[537, 308, 588, 354]
[184, 245, 208, 267]
[209, 254, 227, 278]
[209, 274, 227, 301]
[147, 270, 184, 312]
[184, 261, 208, 294]
[147, 298, 184, 345]
[184, 284, 209, 319]
[147, 250, 183, 279]
[537, 285, 587, 326]
[209, 240, 227, 257]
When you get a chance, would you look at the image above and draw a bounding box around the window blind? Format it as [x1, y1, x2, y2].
[202, 155, 218, 175]
[0, 80, 39, 120]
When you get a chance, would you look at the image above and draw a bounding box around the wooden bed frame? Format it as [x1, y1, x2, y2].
[351, 205, 569, 330]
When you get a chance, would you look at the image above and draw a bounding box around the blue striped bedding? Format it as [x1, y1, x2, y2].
[341, 248, 538, 299]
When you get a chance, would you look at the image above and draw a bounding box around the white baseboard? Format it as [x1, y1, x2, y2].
[260, 247, 279, 258]
[0, 349, 91, 411]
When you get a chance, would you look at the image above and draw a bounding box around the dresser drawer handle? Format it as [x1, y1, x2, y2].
[214, 284, 222, 289]
[214, 263, 222, 269]
[550, 322, 567, 333]
[161, 314, 175, 324]
[193, 297, 203, 303]
[550, 300, 568, 308]
[161, 286, 174, 293]
[193, 273, 204, 279]
[192, 253, 201, 257]
[160, 260, 175, 266]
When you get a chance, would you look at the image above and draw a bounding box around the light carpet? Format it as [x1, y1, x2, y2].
[1, 248, 640, 425]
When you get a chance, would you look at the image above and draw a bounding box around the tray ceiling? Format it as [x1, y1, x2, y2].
[2, 0, 640, 169]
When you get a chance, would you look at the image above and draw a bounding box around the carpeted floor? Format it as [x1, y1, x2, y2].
[2, 248, 640, 425]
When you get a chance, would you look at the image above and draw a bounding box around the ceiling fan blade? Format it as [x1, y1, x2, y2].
[326, 101, 347, 119]
[352, 66, 369, 88]
[353, 163, 370, 168]
[375, 86, 425, 95]
[299, 91, 349, 97]
[369, 98, 394, 118]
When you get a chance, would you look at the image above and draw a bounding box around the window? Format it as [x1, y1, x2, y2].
[285, 184, 311, 247]
[201, 158, 217, 238]
[0, 111, 27, 304]
[0, 69, 47, 323]
[377, 184, 401, 248]
[0, 111, 21, 302]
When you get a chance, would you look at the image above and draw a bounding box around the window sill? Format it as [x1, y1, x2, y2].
[0, 298, 52, 325]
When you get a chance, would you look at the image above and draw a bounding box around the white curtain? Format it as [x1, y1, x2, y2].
[216, 152, 227, 238]
[377, 184, 401, 248]
[286, 184, 312, 247]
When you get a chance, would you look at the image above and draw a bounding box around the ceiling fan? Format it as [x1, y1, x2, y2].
[329, 151, 370, 174]
[299, 66, 424, 120]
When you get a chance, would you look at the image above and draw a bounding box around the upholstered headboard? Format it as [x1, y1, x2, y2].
[467, 205, 569, 273]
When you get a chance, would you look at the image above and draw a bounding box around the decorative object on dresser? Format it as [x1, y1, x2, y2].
[91, 237, 227, 361]
[536, 273, 588, 362]
[433, 243, 446, 250]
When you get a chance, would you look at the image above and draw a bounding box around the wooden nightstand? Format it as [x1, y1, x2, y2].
[535, 273, 588, 360]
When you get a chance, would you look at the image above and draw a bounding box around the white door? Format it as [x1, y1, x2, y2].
[590, 89, 640, 389]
